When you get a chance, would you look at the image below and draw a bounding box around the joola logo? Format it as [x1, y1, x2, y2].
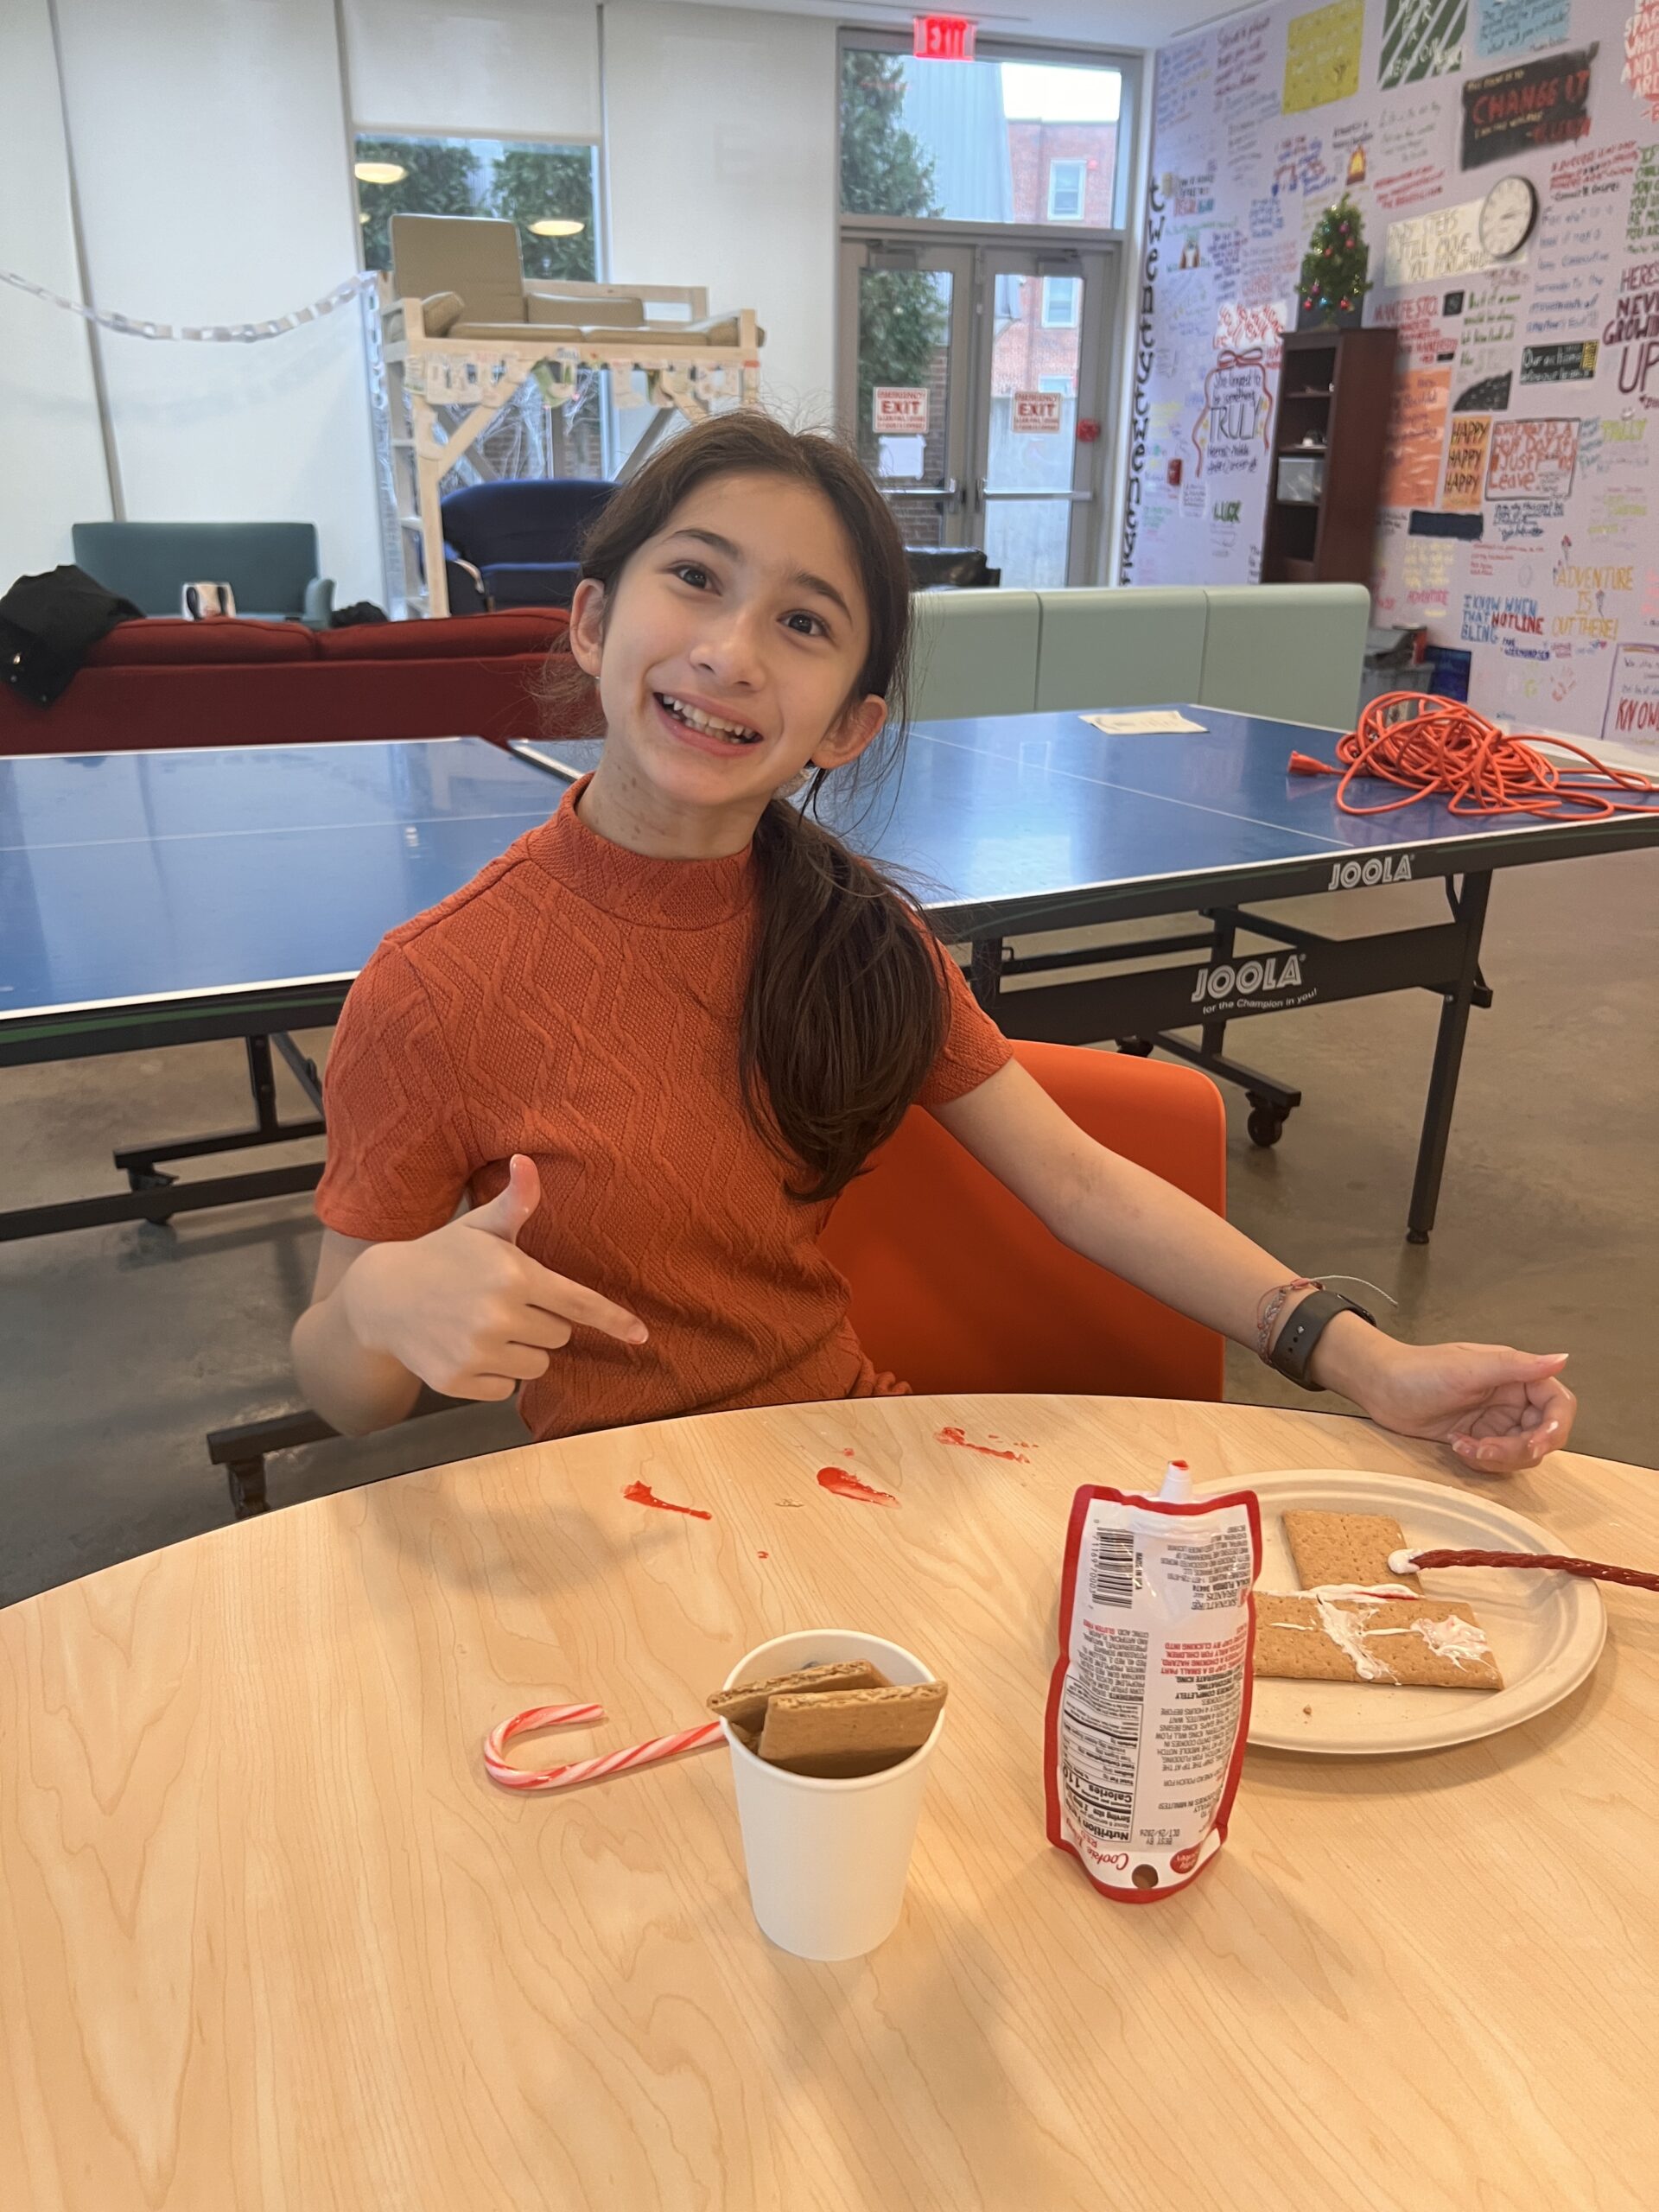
[1191, 953, 1303, 1003]
[1328, 853, 1414, 889]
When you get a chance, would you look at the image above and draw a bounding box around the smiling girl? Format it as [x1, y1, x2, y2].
[293, 414, 1574, 1473]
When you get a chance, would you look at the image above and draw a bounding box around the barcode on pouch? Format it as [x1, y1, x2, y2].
[1090, 1526, 1135, 1607]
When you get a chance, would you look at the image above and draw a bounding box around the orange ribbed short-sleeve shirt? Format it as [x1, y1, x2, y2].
[316, 777, 1012, 1441]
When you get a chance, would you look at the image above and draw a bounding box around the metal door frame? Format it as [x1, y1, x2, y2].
[968, 237, 1118, 585]
[838, 221, 1122, 584]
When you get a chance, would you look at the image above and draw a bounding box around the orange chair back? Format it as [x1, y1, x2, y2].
[819, 1040, 1226, 1401]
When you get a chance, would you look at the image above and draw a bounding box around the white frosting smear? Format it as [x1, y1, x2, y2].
[1265, 1583, 1495, 1679]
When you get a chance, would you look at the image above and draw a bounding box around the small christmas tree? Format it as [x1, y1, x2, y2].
[1297, 194, 1371, 329]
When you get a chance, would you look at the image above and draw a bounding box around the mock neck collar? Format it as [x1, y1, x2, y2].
[528, 774, 757, 929]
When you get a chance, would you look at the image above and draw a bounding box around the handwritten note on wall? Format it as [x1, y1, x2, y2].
[1477, 0, 1568, 56]
[1485, 416, 1580, 496]
[1442, 413, 1493, 506]
[1382, 366, 1454, 504]
[1284, 0, 1364, 110]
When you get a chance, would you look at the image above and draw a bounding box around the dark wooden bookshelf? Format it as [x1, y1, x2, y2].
[1262, 327, 1398, 585]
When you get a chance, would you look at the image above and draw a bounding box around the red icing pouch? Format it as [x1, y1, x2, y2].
[1044, 1468, 1262, 1902]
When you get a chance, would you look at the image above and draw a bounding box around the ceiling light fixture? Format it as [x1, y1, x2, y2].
[530, 217, 585, 238]
[353, 160, 407, 186]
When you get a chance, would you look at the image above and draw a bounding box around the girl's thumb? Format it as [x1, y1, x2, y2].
[1506, 1348, 1571, 1379]
[469, 1154, 541, 1244]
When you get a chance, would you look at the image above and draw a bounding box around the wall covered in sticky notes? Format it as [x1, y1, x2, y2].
[1126, 0, 1659, 750]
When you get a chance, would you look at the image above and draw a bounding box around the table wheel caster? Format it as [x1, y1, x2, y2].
[1116, 1037, 1154, 1057]
[127, 1163, 179, 1223]
[1246, 1095, 1287, 1147]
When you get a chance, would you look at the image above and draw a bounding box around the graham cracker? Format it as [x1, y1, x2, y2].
[756, 1681, 948, 1778]
[1283, 1510, 1422, 1594]
[705, 1660, 889, 1736]
[1255, 1592, 1502, 1690]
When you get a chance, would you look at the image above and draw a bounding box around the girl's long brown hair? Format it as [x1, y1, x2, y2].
[541, 411, 950, 1203]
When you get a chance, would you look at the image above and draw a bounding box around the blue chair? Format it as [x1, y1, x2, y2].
[71, 522, 334, 626]
[439, 480, 617, 613]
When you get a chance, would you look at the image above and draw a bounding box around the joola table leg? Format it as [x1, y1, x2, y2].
[1407, 872, 1492, 1245]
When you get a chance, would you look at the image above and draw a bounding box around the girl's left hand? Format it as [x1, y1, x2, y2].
[1322, 1326, 1577, 1472]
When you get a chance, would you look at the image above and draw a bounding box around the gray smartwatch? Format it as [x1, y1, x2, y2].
[1268, 1287, 1377, 1390]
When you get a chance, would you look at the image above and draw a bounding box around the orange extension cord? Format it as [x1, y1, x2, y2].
[1287, 691, 1657, 820]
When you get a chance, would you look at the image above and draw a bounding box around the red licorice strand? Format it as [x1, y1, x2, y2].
[1406, 1548, 1659, 1592]
[1300, 694, 1656, 822]
[484, 1702, 724, 1793]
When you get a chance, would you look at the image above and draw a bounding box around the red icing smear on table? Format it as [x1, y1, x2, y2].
[816, 1466, 899, 1507]
[935, 1426, 1031, 1464]
[622, 1479, 712, 1521]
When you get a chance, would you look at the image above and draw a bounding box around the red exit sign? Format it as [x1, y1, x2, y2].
[913, 14, 976, 60]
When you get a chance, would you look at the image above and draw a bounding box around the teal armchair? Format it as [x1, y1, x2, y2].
[71, 522, 334, 626]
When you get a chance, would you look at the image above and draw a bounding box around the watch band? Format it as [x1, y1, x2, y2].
[1268, 1287, 1377, 1391]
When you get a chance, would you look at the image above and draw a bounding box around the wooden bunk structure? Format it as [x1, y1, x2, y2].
[374, 216, 761, 617]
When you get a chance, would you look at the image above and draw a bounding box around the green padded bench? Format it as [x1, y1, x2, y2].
[1033, 587, 1209, 712]
[908, 588, 1040, 721]
[1195, 583, 1369, 731]
[911, 582, 1370, 734]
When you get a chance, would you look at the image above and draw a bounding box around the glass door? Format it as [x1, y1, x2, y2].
[838, 238, 976, 550]
[970, 245, 1115, 586]
[839, 236, 1117, 583]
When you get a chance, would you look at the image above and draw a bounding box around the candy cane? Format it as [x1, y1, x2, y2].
[484, 1700, 725, 1793]
[1389, 1547, 1659, 1592]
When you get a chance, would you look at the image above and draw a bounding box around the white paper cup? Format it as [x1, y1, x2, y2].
[719, 1628, 944, 1961]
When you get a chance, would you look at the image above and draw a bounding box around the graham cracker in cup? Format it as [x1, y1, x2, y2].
[706, 1660, 890, 1740]
[757, 1682, 949, 1779]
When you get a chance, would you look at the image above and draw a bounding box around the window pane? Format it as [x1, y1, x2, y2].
[353, 133, 598, 283]
[840, 50, 1121, 226]
[1047, 159, 1084, 218]
[988, 263, 1084, 587]
[855, 267, 953, 546]
[1041, 276, 1080, 327]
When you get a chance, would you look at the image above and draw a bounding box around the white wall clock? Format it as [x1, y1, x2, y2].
[1478, 175, 1539, 259]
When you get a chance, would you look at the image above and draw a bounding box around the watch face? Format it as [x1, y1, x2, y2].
[1479, 175, 1538, 258]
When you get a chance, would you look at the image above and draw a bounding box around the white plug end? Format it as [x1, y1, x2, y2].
[1160, 1459, 1192, 1503]
[1387, 1548, 1417, 1575]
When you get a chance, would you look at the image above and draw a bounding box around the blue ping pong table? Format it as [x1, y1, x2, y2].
[0, 738, 563, 1242]
[515, 702, 1659, 1243]
[4, 710, 1658, 1249]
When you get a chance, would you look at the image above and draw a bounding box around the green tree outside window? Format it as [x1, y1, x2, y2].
[840, 53, 948, 435]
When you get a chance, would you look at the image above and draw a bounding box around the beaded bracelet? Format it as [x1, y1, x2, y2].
[1255, 1277, 1320, 1363]
[1256, 1272, 1398, 1362]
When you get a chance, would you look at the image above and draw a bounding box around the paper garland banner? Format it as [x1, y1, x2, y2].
[0, 266, 374, 342]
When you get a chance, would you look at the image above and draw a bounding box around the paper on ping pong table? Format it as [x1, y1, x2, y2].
[1079, 710, 1207, 734]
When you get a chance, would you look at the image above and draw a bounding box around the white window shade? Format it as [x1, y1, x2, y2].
[345, 0, 601, 141]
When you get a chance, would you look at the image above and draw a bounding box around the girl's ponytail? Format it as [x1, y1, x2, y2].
[743, 793, 948, 1202]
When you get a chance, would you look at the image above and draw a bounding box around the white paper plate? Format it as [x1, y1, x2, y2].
[1239, 1469, 1605, 1756]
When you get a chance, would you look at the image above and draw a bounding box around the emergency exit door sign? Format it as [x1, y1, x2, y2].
[913, 15, 976, 60]
[1012, 390, 1063, 433]
[872, 386, 929, 433]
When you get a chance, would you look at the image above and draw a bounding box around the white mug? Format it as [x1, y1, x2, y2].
[181, 582, 237, 619]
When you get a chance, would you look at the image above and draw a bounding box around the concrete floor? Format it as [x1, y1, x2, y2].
[3, 847, 1655, 1608]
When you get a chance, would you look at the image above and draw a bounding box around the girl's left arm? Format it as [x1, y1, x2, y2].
[933, 1059, 1576, 1473]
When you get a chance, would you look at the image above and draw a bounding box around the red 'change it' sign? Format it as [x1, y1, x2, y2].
[913, 15, 976, 60]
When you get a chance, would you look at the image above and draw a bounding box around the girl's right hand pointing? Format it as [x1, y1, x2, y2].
[340, 1154, 648, 1402]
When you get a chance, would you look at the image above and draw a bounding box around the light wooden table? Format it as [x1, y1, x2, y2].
[2, 1395, 1653, 2211]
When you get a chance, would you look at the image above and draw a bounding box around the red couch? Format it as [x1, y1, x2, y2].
[0, 609, 593, 756]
